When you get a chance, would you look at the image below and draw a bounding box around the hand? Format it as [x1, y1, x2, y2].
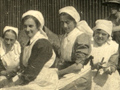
[0, 70, 7, 76]
[95, 62, 106, 70]
[104, 67, 112, 75]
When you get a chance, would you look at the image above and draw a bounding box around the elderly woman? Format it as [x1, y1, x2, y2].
[0, 10, 58, 90]
[57, 6, 93, 90]
[0, 26, 21, 87]
[91, 20, 120, 90]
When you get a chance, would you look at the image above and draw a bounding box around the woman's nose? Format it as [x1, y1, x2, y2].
[6, 40, 11, 44]
[98, 33, 102, 37]
[26, 27, 30, 31]
[63, 23, 67, 28]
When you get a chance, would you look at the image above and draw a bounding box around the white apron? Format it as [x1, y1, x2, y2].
[3, 32, 59, 90]
[91, 40, 120, 90]
[59, 28, 91, 89]
[0, 38, 21, 72]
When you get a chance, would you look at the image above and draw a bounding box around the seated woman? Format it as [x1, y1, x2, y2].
[0, 26, 21, 86]
[0, 10, 58, 90]
[91, 19, 120, 90]
[57, 6, 93, 90]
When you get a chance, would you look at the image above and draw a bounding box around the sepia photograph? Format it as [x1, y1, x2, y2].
[0, 0, 120, 90]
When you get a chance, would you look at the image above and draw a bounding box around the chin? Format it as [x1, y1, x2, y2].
[5, 45, 12, 48]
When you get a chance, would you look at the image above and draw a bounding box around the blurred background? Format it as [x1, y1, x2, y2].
[0, 0, 109, 38]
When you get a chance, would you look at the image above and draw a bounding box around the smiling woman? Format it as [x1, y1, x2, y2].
[22, 15, 41, 39]
[0, 10, 58, 90]
[94, 29, 109, 46]
[91, 19, 120, 90]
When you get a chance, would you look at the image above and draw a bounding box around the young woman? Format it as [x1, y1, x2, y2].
[57, 6, 93, 90]
[91, 19, 120, 90]
[0, 10, 58, 90]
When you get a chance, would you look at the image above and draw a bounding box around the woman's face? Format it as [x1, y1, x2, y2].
[108, 4, 118, 14]
[94, 29, 109, 46]
[3, 31, 16, 48]
[23, 18, 38, 39]
[60, 14, 76, 34]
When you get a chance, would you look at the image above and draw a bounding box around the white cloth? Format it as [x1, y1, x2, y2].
[22, 10, 44, 29]
[77, 20, 93, 36]
[21, 31, 58, 90]
[3, 26, 18, 37]
[59, 6, 80, 22]
[59, 28, 91, 89]
[93, 20, 113, 36]
[90, 39, 120, 90]
[60, 28, 83, 62]
[58, 63, 91, 89]
[0, 38, 21, 72]
[22, 31, 47, 67]
[59, 6, 93, 36]
[22, 10, 48, 38]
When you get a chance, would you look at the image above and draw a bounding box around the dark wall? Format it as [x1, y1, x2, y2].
[0, 0, 108, 36]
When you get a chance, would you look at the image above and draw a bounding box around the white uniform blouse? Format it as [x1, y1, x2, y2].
[0, 37, 21, 72]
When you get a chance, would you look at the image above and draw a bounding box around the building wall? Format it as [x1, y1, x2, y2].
[0, 0, 108, 37]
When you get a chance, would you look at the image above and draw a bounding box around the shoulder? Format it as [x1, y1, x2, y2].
[14, 40, 21, 47]
[109, 40, 119, 51]
[14, 40, 21, 54]
[109, 40, 118, 47]
[34, 39, 52, 49]
[76, 33, 91, 43]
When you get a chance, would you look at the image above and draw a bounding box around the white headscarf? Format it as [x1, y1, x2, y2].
[93, 19, 113, 37]
[3, 26, 18, 38]
[59, 6, 93, 36]
[22, 10, 48, 38]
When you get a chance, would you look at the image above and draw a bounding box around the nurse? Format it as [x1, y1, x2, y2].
[0, 26, 21, 87]
[57, 6, 93, 90]
[0, 10, 58, 90]
[91, 19, 120, 90]
[102, 0, 120, 73]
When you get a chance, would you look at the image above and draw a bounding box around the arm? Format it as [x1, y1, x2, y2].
[43, 26, 61, 57]
[18, 39, 53, 84]
[58, 34, 91, 77]
[112, 25, 120, 32]
[104, 50, 119, 74]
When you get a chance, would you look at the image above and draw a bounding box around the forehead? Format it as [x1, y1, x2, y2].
[95, 29, 108, 34]
[24, 18, 36, 25]
[4, 31, 16, 39]
[60, 14, 73, 22]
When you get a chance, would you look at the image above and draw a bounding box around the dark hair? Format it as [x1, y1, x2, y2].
[2, 29, 17, 39]
[59, 13, 76, 24]
[21, 15, 41, 29]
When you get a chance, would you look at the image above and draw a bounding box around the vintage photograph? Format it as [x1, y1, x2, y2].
[0, 0, 120, 90]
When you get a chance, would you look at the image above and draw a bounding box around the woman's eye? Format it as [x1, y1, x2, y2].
[10, 39, 13, 42]
[5, 38, 9, 41]
[66, 21, 70, 24]
[29, 25, 33, 28]
[102, 34, 107, 36]
[96, 32, 100, 35]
